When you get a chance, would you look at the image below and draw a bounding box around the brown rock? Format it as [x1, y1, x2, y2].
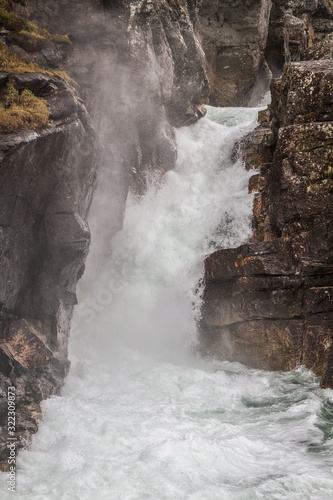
[201, 60, 333, 387]
[302, 312, 333, 375]
[266, 0, 333, 76]
[271, 60, 333, 126]
[1, 320, 53, 371]
[200, 319, 304, 372]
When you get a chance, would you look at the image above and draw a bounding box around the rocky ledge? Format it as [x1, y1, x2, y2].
[0, 71, 97, 469]
[200, 59, 333, 388]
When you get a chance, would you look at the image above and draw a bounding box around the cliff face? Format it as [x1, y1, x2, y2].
[200, 60, 333, 387]
[13, 0, 210, 279]
[266, 0, 333, 71]
[197, 0, 272, 106]
[0, 71, 98, 466]
[0, 0, 210, 467]
[196, 0, 333, 106]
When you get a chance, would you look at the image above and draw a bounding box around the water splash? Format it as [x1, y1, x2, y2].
[73, 105, 257, 360]
[1, 106, 332, 500]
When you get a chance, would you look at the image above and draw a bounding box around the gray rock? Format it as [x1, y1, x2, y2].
[0, 72, 98, 468]
[197, 0, 273, 105]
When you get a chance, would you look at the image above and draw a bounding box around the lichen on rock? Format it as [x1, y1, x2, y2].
[200, 60, 333, 388]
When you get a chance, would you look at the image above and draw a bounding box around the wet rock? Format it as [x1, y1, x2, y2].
[0, 0, 209, 468]
[0, 320, 54, 373]
[48, 90, 78, 120]
[201, 60, 333, 387]
[266, 1, 333, 76]
[201, 318, 304, 372]
[271, 60, 333, 126]
[197, 0, 272, 106]
[12, 72, 62, 95]
[5, 31, 61, 68]
[0, 71, 97, 469]
[196, 0, 333, 107]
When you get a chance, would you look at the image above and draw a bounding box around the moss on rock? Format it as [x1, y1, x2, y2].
[0, 42, 41, 72]
[0, 81, 49, 133]
[0, 8, 27, 31]
[52, 34, 71, 45]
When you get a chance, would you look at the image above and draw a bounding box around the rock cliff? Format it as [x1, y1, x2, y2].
[13, 0, 210, 279]
[0, 70, 98, 466]
[197, 0, 272, 105]
[200, 59, 333, 388]
[0, 0, 210, 468]
[196, 0, 333, 106]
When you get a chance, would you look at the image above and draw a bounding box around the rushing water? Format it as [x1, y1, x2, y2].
[1, 106, 333, 500]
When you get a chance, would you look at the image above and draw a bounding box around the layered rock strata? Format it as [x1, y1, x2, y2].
[200, 60, 333, 388]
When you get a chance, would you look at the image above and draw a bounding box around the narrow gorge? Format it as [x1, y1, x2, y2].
[0, 1, 332, 498]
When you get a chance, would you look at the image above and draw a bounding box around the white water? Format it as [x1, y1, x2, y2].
[1, 106, 333, 499]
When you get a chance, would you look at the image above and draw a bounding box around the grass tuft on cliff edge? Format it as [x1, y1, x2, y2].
[0, 41, 40, 72]
[0, 3, 27, 32]
[0, 0, 48, 35]
[0, 3, 79, 133]
[0, 80, 49, 133]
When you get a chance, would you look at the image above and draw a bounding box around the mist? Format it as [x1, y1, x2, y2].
[71, 100, 258, 365]
[5, 103, 332, 500]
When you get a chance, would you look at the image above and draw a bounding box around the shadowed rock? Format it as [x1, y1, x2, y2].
[0, 71, 98, 468]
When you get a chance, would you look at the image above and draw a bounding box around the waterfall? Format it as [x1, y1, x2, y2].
[72, 105, 258, 361]
[1, 106, 332, 500]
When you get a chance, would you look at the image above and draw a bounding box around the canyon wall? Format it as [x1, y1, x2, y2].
[197, 0, 272, 105]
[198, 0, 333, 387]
[1, 0, 332, 469]
[0, 0, 210, 468]
[197, 0, 333, 105]
[13, 0, 210, 281]
[0, 71, 98, 466]
[200, 60, 333, 388]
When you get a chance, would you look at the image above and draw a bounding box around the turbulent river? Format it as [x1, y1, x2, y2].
[1, 106, 333, 499]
